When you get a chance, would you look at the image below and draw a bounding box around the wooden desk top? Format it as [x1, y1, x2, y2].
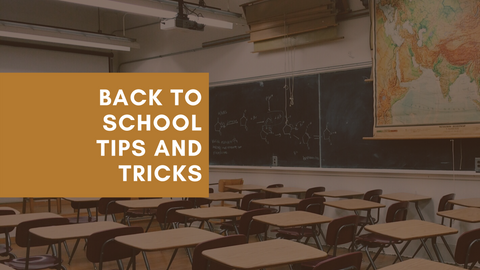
[208, 192, 245, 201]
[365, 220, 458, 240]
[115, 198, 172, 209]
[0, 207, 20, 214]
[63, 197, 101, 202]
[437, 207, 480, 223]
[0, 212, 60, 228]
[314, 190, 364, 198]
[380, 193, 431, 202]
[262, 187, 306, 195]
[176, 207, 245, 219]
[251, 197, 301, 207]
[253, 211, 333, 227]
[224, 184, 265, 192]
[377, 258, 463, 270]
[449, 198, 480, 208]
[202, 239, 327, 270]
[324, 199, 385, 211]
[115, 227, 222, 251]
[30, 221, 126, 240]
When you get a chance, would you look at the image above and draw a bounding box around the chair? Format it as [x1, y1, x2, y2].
[220, 208, 277, 242]
[436, 193, 457, 263]
[219, 192, 266, 233]
[192, 235, 247, 270]
[275, 197, 327, 249]
[86, 226, 143, 270]
[218, 178, 244, 193]
[97, 198, 130, 222]
[0, 209, 17, 261]
[306, 187, 326, 198]
[355, 201, 408, 270]
[218, 178, 244, 207]
[356, 189, 383, 235]
[68, 200, 98, 224]
[309, 251, 363, 270]
[301, 215, 358, 270]
[155, 200, 194, 229]
[124, 198, 163, 232]
[22, 198, 62, 214]
[454, 227, 480, 269]
[264, 184, 284, 199]
[438, 193, 456, 226]
[4, 217, 70, 270]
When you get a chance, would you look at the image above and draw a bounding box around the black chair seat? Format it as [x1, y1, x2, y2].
[5, 255, 62, 270]
[276, 227, 316, 240]
[356, 232, 402, 247]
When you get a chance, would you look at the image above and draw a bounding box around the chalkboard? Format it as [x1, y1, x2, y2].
[209, 74, 320, 167]
[209, 68, 479, 170]
[320, 68, 480, 171]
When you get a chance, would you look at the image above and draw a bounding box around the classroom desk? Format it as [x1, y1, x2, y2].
[0, 212, 60, 229]
[314, 190, 364, 198]
[380, 193, 431, 220]
[437, 207, 480, 223]
[377, 258, 464, 270]
[202, 238, 327, 270]
[253, 211, 332, 249]
[0, 207, 20, 214]
[29, 221, 127, 265]
[208, 192, 244, 207]
[115, 198, 173, 209]
[324, 198, 385, 221]
[251, 197, 302, 207]
[224, 184, 265, 193]
[63, 197, 101, 202]
[262, 187, 306, 197]
[115, 227, 223, 270]
[365, 220, 458, 263]
[448, 198, 480, 208]
[176, 207, 245, 232]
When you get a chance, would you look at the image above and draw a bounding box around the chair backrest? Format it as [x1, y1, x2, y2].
[363, 189, 383, 203]
[312, 251, 362, 270]
[98, 198, 129, 215]
[187, 197, 212, 208]
[265, 184, 284, 198]
[325, 215, 358, 256]
[455, 227, 480, 268]
[385, 201, 409, 223]
[238, 207, 277, 240]
[86, 226, 143, 269]
[0, 209, 16, 234]
[16, 217, 70, 247]
[218, 179, 243, 192]
[297, 196, 326, 215]
[156, 200, 194, 227]
[306, 186, 326, 198]
[438, 193, 455, 212]
[192, 234, 247, 270]
[240, 192, 266, 210]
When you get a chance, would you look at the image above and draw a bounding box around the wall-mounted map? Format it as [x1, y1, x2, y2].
[373, 0, 480, 138]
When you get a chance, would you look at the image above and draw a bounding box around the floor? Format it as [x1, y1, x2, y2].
[1, 200, 477, 270]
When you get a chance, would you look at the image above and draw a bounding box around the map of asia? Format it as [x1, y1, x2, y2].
[374, 0, 480, 138]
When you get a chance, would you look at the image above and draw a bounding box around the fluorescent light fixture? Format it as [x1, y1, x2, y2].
[0, 20, 139, 51]
[59, 0, 177, 18]
[57, 0, 241, 29]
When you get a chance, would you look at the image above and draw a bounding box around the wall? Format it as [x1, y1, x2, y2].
[119, 1, 480, 262]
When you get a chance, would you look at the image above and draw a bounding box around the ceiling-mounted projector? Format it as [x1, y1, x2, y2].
[161, 17, 205, 31]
